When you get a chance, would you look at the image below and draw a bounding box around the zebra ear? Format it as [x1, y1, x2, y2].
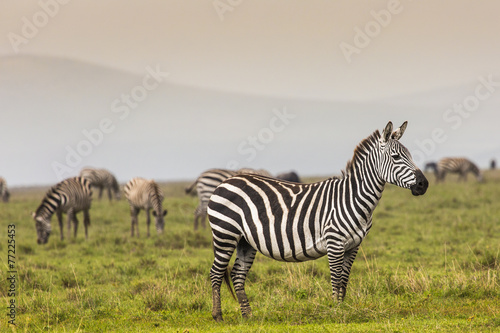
[163, 209, 167, 216]
[381, 121, 393, 143]
[391, 121, 408, 140]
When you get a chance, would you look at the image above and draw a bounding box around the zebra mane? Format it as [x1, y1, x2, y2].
[342, 130, 381, 177]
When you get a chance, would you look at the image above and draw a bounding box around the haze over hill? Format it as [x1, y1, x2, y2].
[1, 55, 499, 187]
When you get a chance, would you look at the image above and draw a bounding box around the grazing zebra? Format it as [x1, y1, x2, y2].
[207, 121, 428, 321]
[124, 178, 167, 237]
[32, 177, 92, 244]
[0, 177, 10, 203]
[79, 167, 121, 201]
[436, 157, 482, 183]
[185, 168, 272, 230]
[276, 171, 301, 183]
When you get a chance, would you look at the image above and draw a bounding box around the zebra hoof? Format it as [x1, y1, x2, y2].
[212, 314, 223, 322]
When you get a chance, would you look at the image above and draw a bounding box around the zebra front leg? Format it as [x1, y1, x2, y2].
[231, 238, 257, 318]
[98, 187, 103, 200]
[130, 207, 139, 237]
[326, 239, 346, 302]
[83, 209, 90, 240]
[56, 211, 64, 241]
[66, 210, 74, 240]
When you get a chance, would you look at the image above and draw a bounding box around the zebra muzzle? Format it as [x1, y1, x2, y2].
[410, 170, 428, 196]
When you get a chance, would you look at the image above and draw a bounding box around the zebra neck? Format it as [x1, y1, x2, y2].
[343, 155, 386, 219]
[36, 193, 62, 220]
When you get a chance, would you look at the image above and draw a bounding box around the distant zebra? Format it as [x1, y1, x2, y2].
[185, 168, 271, 230]
[436, 157, 482, 182]
[32, 177, 92, 244]
[207, 121, 428, 321]
[124, 178, 167, 237]
[0, 177, 10, 203]
[80, 167, 120, 201]
[424, 162, 439, 179]
[276, 171, 301, 183]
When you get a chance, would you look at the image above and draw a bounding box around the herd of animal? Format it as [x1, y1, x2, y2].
[0, 121, 490, 321]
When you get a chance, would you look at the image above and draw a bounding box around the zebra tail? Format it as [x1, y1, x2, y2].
[185, 179, 197, 194]
[223, 267, 236, 301]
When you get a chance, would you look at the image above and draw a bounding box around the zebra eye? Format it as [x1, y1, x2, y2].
[392, 154, 401, 161]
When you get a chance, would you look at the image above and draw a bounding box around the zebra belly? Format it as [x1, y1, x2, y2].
[241, 229, 328, 263]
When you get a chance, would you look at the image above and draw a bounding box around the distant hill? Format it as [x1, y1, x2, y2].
[1, 55, 498, 186]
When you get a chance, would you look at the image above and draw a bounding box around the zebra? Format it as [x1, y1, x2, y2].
[79, 167, 121, 201]
[124, 177, 167, 237]
[32, 177, 92, 245]
[436, 157, 482, 183]
[207, 121, 428, 321]
[0, 177, 10, 203]
[185, 168, 272, 230]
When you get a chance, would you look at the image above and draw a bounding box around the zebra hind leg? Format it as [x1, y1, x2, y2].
[210, 231, 239, 322]
[231, 237, 257, 319]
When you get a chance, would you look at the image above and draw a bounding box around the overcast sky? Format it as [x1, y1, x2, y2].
[1, 1, 499, 186]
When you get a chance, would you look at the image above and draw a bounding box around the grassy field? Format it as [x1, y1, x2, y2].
[1, 171, 499, 332]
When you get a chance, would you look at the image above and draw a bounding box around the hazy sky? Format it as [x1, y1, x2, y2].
[2, 0, 500, 100]
[1, 1, 500, 186]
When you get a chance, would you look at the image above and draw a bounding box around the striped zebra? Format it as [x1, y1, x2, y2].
[32, 177, 92, 244]
[79, 167, 121, 201]
[0, 177, 10, 203]
[185, 168, 272, 230]
[207, 121, 428, 321]
[124, 178, 167, 237]
[436, 157, 482, 183]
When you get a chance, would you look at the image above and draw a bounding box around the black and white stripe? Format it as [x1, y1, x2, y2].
[79, 167, 121, 201]
[33, 177, 93, 244]
[207, 121, 429, 321]
[436, 157, 482, 182]
[124, 177, 167, 237]
[0, 177, 10, 203]
[185, 168, 271, 230]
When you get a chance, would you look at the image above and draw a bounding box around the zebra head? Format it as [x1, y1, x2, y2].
[152, 209, 168, 234]
[32, 213, 51, 244]
[378, 121, 428, 196]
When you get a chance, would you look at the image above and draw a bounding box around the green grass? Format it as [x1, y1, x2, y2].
[1, 173, 499, 332]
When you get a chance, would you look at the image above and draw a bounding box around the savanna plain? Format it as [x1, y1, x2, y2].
[1, 171, 499, 332]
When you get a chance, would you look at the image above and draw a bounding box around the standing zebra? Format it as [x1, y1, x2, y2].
[124, 178, 167, 237]
[185, 168, 272, 230]
[207, 121, 428, 321]
[79, 167, 121, 201]
[436, 157, 482, 183]
[0, 177, 10, 203]
[32, 177, 92, 244]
